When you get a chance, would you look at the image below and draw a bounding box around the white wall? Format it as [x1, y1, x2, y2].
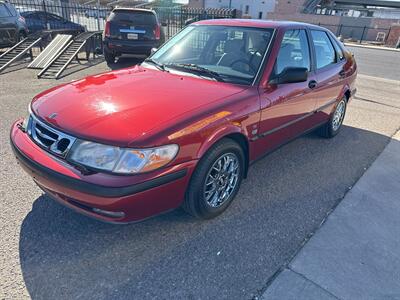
[373, 9, 400, 19]
[204, 0, 275, 19]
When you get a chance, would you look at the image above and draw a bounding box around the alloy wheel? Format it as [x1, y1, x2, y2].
[332, 100, 346, 131]
[203, 153, 240, 208]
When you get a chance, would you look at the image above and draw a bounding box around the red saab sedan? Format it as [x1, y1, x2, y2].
[11, 20, 357, 223]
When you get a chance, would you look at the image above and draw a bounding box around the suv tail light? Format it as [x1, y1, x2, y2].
[104, 21, 110, 38]
[153, 24, 161, 40]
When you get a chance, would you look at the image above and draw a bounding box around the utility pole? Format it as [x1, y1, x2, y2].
[229, 0, 232, 9]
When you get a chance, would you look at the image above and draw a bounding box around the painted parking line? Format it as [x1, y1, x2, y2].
[357, 74, 400, 85]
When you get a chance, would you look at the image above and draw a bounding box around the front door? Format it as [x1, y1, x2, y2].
[256, 29, 317, 154]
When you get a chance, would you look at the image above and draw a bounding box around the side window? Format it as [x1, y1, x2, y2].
[37, 12, 47, 21]
[275, 29, 310, 76]
[47, 14, 60, 21]
[331, 37, 345, 61]
[0, 4, 11, 17]
[311, 30, 336, 69]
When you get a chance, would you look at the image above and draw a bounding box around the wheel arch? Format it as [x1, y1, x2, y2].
[196, 127, 250, 179]
[344, 89, 351, 102]
[340, 83, 351, 103]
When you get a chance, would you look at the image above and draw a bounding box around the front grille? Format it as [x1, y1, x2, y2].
[28, 114, 76, 157]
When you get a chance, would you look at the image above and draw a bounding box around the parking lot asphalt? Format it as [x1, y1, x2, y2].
[347, 46, 400, 81]
[1, 49, 399, 299]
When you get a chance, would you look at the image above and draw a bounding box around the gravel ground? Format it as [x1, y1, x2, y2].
[0, 50, 399, 299]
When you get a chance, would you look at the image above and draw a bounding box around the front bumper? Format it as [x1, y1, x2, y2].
[10, 120, 197, 223]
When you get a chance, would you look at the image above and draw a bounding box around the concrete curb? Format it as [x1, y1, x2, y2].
[345, 43, 400, 52]
[262, 129, 400, 299]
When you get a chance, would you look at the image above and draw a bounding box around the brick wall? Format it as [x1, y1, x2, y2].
[273, 0, 305, 14]
[366, 18, 400, 42]
[386, 24, 400, 46]
[187, 0, 205, 8]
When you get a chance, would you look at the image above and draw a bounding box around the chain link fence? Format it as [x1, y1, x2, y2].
[10, 0, 110, 32]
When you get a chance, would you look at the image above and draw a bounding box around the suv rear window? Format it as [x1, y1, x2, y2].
[109, 10, 156, 25]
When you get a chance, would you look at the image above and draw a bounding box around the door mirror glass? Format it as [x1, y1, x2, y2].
[271, 67, 308, 84]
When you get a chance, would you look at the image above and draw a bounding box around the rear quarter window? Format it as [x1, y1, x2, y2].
[109, 11, 156, 25]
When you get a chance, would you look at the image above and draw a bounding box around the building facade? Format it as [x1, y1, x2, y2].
[188, 0, 276, 19]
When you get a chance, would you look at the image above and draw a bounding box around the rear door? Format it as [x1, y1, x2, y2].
[310, 30, 346, 110]
[108, 10, 157, 41]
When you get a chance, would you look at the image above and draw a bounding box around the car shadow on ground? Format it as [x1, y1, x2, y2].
[18, 125, 392, 299]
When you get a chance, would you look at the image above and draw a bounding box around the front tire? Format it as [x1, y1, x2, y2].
[318, 97, 347, 138]
[183, 139, 245, 219]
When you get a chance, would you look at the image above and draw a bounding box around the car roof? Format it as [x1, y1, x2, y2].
[112, 7, 156, 14]
[21, 10, 56, 16]
[194, 19, 325, 30]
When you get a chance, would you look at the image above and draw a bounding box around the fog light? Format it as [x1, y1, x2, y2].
[92, 208, 125, 218]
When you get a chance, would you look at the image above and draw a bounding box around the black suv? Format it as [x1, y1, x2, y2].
[103, 8, 165, 63]
[0, 1, 28, 48]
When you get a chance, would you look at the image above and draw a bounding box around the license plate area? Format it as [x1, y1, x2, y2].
[127, 33, 138, 40]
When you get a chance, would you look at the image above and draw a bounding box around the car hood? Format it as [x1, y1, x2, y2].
[31, 66, 247, 146]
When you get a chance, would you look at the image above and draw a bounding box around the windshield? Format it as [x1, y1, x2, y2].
[148, 25, 274, 85]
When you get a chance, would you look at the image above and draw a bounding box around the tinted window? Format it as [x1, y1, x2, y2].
[48, 14, 64, 21]
[275, 29, 310, 75]
[0, 4, 11, 17]
[311, 30, 336, 69]
[109, 11, 156, 25]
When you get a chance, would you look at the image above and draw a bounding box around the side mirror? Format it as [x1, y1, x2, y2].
[150, 47, 158, 55]
[270, 67, 308, 84]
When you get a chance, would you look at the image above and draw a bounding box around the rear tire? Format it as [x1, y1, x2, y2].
[317, 97, 347, 138]
[17, 31, 26, 42]
[183, 139, 244, 219]
[104, 50, 115, 64]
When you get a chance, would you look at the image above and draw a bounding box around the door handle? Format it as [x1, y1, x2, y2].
[339, 69, 346, 78]
[308, 80, 317, 89]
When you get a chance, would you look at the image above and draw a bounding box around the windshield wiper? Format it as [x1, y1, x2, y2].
[166, 63, 225, 82]
[144, 58, 168, 72]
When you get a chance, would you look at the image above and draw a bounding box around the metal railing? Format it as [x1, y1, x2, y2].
[315, 23, 395, 44]
[154, 7, 237, 39]
[9, 0, 237, 40]
[10, 0, 110, 32]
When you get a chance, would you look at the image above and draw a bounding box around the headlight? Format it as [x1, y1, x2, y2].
[68, 140, 179, 174]
[21, 114, 31, 132]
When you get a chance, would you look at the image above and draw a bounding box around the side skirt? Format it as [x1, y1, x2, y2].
[249, 120, 328, 167]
